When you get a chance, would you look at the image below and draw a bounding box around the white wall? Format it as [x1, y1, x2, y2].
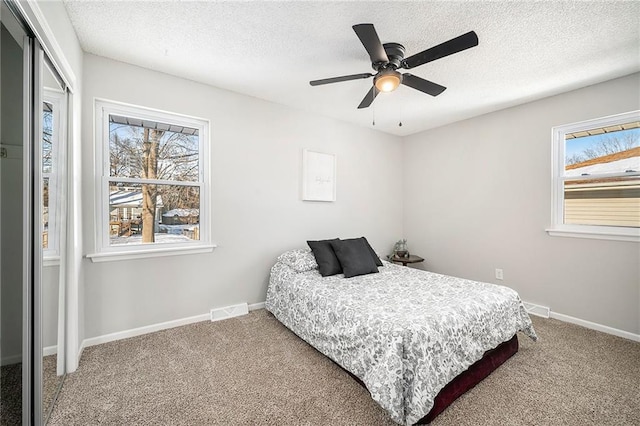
[81, 54, 403, 339]
[42, 265, 59, 348]
[403, 73, 640, 335]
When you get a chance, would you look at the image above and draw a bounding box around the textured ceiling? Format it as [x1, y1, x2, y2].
[63, 1, 640, 136]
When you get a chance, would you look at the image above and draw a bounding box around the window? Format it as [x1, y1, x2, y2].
[90, 100, 214, 261]
[549, 110, 640, 241]
[42, 90, 66, 261]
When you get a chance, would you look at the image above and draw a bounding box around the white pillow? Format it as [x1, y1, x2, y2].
[277, 248, 318, 272]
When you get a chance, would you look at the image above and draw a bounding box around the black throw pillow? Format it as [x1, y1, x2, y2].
[330, 238, 379, 278]
[307, 239, 342, 277]
[361, 237, 383, 267]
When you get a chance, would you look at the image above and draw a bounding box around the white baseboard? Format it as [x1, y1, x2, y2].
[523, 300, 639, 342]
[1, 354, 22, 366]
[79, 302, 268, 357]
[248, 301, 265, 311]
[43, 345, 57, 356]
[82, 312, 209, 349]
[549, 311, 640, 342]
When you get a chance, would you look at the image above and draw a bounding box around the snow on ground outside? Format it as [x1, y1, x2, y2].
[110, 224, 199, 245]
[162, 208, 199, 217]
[158, 224, 198, 235]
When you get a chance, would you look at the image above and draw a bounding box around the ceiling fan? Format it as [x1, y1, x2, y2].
[309, 24, 478, 109]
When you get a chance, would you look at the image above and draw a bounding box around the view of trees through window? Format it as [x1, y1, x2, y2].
[42, 101, 53, 249]
[562, 124, 639, 228]
[565, 127, 639, 167]
[108, 115, 201, 245]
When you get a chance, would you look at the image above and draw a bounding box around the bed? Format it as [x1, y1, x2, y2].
[265, 248, 537, 425]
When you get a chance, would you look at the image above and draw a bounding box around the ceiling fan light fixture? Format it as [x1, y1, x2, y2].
[374, 70, 402, 92]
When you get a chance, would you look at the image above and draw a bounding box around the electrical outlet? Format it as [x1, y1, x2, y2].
[495, 268, 504, 280]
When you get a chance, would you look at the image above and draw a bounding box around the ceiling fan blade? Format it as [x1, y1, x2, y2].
[309, 73, 374, 86]
[401, 73, 447, 96]
[357, 86, 379, 109]
[402, 31, 478, 69]
[353, 24, 389, 65]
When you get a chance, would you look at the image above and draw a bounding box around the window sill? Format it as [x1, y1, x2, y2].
[86, 244, 216, 263]
[546, 228, 639, 243]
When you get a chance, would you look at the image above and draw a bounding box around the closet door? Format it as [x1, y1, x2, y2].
[28, 36, 45, 426]
[2, 2, 70, 423]
[0, 3, 30, 424]
[41, 57, 67, 424]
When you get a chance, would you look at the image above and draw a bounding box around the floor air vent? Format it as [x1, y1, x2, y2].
[524, 302, 550, 318]
[210, 303, 249, 322]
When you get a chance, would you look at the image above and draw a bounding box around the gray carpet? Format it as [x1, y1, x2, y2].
[1, 363, 21, 426]
[0, 355, 61, 426]
[49, 310, 640, 426]
[43, 354, 63, 423]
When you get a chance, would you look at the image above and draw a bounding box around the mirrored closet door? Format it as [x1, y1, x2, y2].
[1, 0, 69, 424]
[41, 58, 67, 424]
[1, 2, 29, 423]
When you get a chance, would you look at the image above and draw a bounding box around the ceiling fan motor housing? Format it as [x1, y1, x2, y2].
[373, 42, 406, 70]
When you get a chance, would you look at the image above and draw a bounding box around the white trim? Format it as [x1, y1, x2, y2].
[15, 0, 82, 375]
[523, 302, 550, 318]
[14, 1, 76, 91]
[77, 303, 268, 361]
[86, 244, 216, 263]
[549, 311, 640, 342]
[546, 227, 639, 242]
[549, 110, 640, 241]
[43, 345, 57, 357]
[65, 92, 81, 373]
[1, 354, 22, 367]
[248, 302, 266, 311]
[43, 255, 60, 267]
[81, 313, 210, 349]
[93, 98, 212, 256]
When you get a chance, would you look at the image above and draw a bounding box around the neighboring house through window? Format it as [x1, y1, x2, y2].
[89, 100, 213, 261]
[548, 110, 640, 241]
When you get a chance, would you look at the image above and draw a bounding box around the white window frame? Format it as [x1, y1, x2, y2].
[547, 110, 640, 242]
[42, 88, 66, 265]
[87, 99, 215, 262]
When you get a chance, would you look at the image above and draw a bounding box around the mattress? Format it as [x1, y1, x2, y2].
[265, 259, 537, 425]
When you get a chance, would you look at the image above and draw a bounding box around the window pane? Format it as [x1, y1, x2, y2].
[564, 176, 640, 227]
[109, 182, 200, 246]
[564, 125, 639, 176]
[109, 115, 199, 182]
[43, 177, 49, 249]
[43, 101, 53, 173]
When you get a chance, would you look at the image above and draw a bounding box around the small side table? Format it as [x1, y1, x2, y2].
[389, 254, 424, 267]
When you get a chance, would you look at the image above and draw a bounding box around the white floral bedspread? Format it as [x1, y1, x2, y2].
[265, 260, 537, 425]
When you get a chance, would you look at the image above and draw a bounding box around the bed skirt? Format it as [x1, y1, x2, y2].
[341, 334, 519, 425]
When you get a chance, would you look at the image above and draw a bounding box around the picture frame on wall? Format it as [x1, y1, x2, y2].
[302, 149, 336, 202]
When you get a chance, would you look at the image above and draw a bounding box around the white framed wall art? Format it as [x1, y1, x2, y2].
[302, 149, 336, 202]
